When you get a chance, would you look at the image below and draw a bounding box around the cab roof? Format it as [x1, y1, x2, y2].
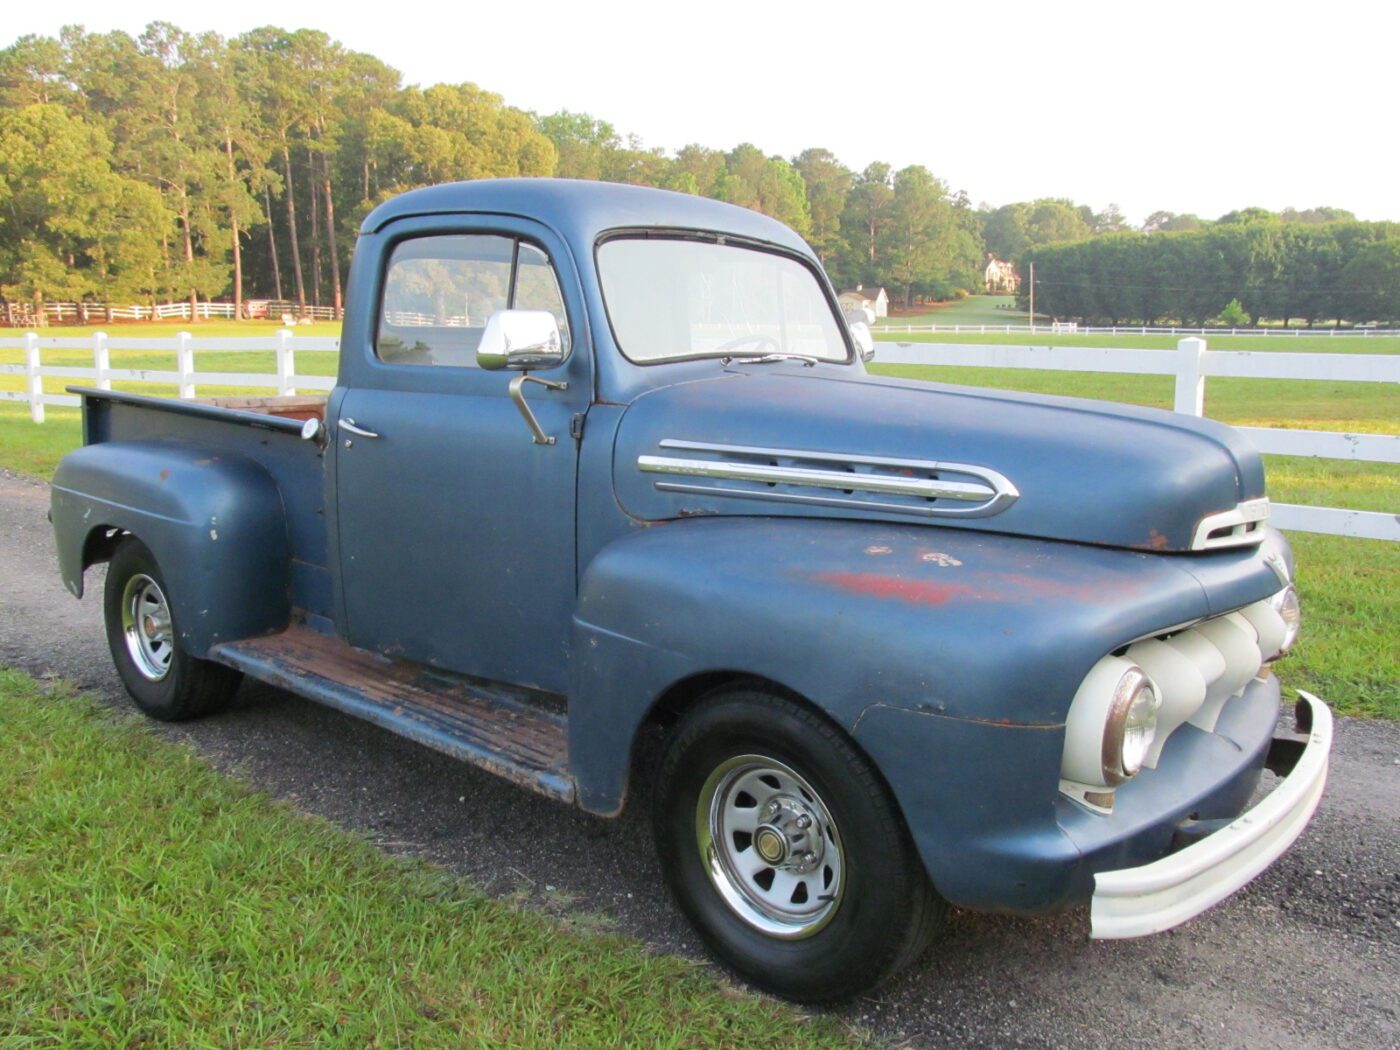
[359, 178, 812, 257]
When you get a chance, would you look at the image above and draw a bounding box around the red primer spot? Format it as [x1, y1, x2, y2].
[813, 571, 974, 606]
[158, 468, 170, 481]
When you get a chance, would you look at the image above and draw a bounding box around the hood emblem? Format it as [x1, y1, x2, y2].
[638, 439, 1018, 519]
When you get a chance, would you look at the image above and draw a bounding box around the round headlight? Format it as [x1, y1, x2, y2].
[1104, 668, 1161, 782]
[1270, 585, 1301, 657]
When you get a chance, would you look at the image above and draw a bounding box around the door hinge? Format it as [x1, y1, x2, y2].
[570, 412, 586, 443]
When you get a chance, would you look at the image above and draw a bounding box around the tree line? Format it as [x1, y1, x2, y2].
[1017, 218, 1400, 326]
[0, 24, 985, 317]
[1, 23, 1394, 324]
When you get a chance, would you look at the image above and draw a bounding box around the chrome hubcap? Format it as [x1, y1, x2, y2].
[121, 574, 174, 681]
[696, 755, 845, 938]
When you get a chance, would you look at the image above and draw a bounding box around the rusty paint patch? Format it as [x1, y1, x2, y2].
[158, 468, 171, 482]
[211, 625, 572, 796]
[813, 565, 1137, 607]
[1143, 529, 1170, 550]
[814, 570, 975, 606]
[1131, 529, 1172, 551]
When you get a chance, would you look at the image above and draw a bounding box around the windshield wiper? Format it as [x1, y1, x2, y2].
[719, 352, 819, 367]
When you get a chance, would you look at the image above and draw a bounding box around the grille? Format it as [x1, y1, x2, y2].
[1124, 597, 1286, 767]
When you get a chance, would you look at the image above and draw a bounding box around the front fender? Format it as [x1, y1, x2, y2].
[567, 516, 1220, 815]
[51, 441, 291, 656]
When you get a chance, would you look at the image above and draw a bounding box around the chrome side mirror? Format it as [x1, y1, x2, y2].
[477, 309, 564, 371]
[849, 320, 875, 363]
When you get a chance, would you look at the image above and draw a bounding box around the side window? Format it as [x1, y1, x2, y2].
[513, 243, 572, 352]
[376, 234, 570, 367]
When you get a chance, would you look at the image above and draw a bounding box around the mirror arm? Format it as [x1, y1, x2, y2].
[508, 374, 568, 445]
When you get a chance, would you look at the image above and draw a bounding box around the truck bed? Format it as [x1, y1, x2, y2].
[194, 394, 327, 423]
[69, 386, 334, 622]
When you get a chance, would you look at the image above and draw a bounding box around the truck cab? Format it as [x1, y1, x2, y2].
[50, 179, 1331, 1002]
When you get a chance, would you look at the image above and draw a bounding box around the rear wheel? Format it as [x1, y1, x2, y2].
[653, 685, 946, 1002]
[103, 536, 242, 721]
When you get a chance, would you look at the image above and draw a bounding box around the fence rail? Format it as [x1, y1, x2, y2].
[1, 331, 1395, 542]
[875, 336, 1398, 542]
[873, 322, 1400, 337]
[0, 330, 339, 415]
[2, 300, 340, 326]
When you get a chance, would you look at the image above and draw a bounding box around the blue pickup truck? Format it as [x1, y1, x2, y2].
[50, 179, 1331, 1001]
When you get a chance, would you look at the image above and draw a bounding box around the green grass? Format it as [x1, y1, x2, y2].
[0, 667, 856, 1047]
[876, 326, 1400, 357]
[869, 364, 1399, 434]
[880, 294, 1025, 327]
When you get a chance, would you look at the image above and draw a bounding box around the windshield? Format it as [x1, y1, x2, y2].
[597, 237, 850, 364]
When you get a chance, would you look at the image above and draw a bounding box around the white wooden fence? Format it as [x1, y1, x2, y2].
[2, 300, 339, 325]
[874, 323, 1400, 337]
[875, 336, 1398, 542]
[1, 331, 1395, 542]
[0, 330, 340, 419]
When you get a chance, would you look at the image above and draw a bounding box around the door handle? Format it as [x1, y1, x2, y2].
[340, 418, 380, 439]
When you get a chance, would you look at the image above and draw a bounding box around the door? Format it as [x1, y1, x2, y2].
[334, 227, 586, 694]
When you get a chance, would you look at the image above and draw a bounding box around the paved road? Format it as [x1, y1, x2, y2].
[2, 469, 1396, 1049]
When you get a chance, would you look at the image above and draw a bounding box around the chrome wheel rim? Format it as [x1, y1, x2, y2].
[121, 573, 174, 681]
[696, 754, 845, 938]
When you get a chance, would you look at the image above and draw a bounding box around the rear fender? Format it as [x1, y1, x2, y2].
[51, 441, 291, 656]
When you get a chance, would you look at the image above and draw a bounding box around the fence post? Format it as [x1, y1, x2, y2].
[276, 329, 296, 396]
[93, 331, 111, 391]
[24, 331, 43, 423]
[176, 331, 195, 399]
[1174, 337, 1207, 416]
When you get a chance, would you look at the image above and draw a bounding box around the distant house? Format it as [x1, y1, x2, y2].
[837, 285, 889, 319]
[984, 256, 1020, 294]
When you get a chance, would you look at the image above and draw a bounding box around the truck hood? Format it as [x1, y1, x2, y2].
[611, 367, 1267, 553]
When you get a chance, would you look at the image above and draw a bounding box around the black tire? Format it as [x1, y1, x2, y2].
[653, 685, 946, 1002]
[103, 536, 242, 721]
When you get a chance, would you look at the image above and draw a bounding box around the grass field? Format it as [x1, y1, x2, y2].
[0, 667, 854, 1047]
[881, 295, 1027, 327]
[1, 318, 1394, 719]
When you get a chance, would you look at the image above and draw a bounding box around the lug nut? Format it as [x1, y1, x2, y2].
[803, 852, 817, 865]
[796, 814, 811, 829]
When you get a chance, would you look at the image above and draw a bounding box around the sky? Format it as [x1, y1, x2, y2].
[7, 0, 1396, 224]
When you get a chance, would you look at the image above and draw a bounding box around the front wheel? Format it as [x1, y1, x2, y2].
[653, 686, 946, 1002]
[103, 536, 242, 721]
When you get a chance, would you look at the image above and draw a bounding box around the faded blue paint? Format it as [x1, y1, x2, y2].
[51, 438, 293, 654]
[613, 367, 1264, 552]
[50, 178, 1304, 917]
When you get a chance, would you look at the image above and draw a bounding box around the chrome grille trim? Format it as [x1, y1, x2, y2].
[638, 440, 1019, 519]
[1191, 497, 1270, 550]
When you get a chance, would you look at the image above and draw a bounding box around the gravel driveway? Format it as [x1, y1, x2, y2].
[2, 469, 1395, 1048]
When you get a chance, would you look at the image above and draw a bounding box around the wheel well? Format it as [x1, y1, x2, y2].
[82, 525, 128, 570]
[624, 670, 846, 810]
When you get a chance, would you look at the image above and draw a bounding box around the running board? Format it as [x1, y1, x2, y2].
[211, 625, 575, 803]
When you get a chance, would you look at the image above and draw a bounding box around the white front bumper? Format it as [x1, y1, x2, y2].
[1090, 690, 1332, 939]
